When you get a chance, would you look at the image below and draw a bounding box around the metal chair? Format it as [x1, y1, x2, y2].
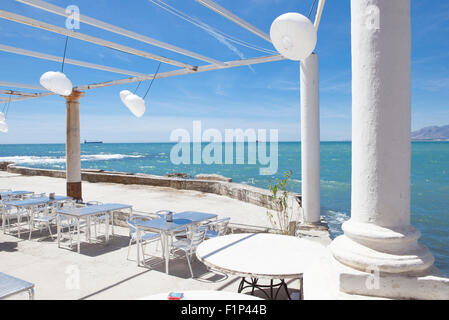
[85, 201, 108, 238]
[126, 215, 162, 261]
[1, 202, 30, 237]
[30, 193, 46, 199]
[170, 227, 206, 278]
[200, 217, 231, 239]
[1, 200, 14, 233]
[57, 201, 86, 247]
[28, 203, 57, 240]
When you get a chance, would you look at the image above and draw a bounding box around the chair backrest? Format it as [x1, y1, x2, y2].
[86, 201, 103, 206]
[188, 227, 206, 250]
[0, 194, 13, 201]
[127, 215, 151, 234]
[31, 193, 46, 199]
[211, 218, 231, 236]
[62, 199, 79, 210]
[155, 210, 174, 218]
[34, 203, 52, 217]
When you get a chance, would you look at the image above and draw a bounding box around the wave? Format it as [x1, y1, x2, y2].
[322, 209, 350, 239]
[0, 154, 144, 165]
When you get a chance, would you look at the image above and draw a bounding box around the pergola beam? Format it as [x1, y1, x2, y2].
[0, 44, 150, 78]
[5, 91, 54, 102]
[195, 0, 272, 43]
[15, 0, 226, 66]
[78, 54, 285, 90]
[0, 81, 45, 91]
[0, 10, 195, 70]
[0, 89, 42, 97]
[4, 54, 285, 103]
[314, 0, 326, 30]
[196, 0, 326, 41]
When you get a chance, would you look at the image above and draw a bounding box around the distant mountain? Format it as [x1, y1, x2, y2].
[411, 125, 449, 141]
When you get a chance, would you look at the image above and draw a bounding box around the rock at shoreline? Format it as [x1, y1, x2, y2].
[195, 174, 232, 182]
[165, 172, 192, 179]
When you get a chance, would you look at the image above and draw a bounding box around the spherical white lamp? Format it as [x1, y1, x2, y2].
[40, 71, 73, 96]
[0, 121, 8, 133]
[119, 90, 146, 118]
[270, 12, 317, 61]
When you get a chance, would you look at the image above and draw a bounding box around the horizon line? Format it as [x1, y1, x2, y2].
[1, 140, 447, 145]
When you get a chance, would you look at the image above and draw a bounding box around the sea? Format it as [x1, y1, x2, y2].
[0, 141, 448, 275]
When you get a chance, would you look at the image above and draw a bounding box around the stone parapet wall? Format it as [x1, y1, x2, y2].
[2, 162, 303, 221]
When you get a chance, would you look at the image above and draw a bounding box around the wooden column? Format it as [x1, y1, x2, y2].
[64, 90, 84, 201]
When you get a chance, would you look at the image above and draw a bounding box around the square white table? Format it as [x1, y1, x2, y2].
[0, 190, 34, 200]
[2, 195, 70, 237]
[0, 272, 34, 300]
[135, 211, 217, 274]
[57, 203, 132, 253]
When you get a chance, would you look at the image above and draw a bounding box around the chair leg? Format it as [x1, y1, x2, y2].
[126, 237, 133, 260]
[186, 252, 194, 278]
[28, 221, 33, 240]
[48, 223, 54, 240]
[18, 214, 22, 238]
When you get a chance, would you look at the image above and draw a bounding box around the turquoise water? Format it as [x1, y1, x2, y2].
[0, 142, 447, 275]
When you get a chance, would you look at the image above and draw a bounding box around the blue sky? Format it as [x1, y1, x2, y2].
[0, 0, 448, 143]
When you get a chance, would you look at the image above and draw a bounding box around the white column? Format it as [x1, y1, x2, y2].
[330, 0, 433, 274]
[65, 90, 84, 201]
[300, 53, 321, 224]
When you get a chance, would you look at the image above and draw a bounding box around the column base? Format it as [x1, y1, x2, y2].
[330, 221, 434, 274]
[67, 181, 82, 201]
[329, 255, 449, 300]
[297, 220, 329, 231]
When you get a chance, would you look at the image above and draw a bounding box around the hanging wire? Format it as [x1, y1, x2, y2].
[143, 62, 162, 100]
[4, 95, 12, 118]
[133, 81, 142, 94]
[149, 0, 277, 55]
[308, 0, 318, 18]
[61, 35, 69, 73]
[1, 101, 7, 114]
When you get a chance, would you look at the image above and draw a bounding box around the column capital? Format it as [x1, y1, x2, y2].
[64, 90, 85, 103]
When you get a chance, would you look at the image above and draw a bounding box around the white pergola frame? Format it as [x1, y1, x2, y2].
[0, 0, 296, 102]
[0, 0, 325, 101]
[0, 0, 326, 202]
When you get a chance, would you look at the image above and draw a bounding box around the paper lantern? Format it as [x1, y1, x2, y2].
[40, 71, 73, 96]
[0, 121, 8, 133]
[119, 90, 146, 118]
[119, 90, 132, 105]
[0, 112, 5, 122]
[270, 12, 317, 61]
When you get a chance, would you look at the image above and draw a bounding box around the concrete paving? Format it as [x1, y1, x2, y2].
[0, 172, 308, 300]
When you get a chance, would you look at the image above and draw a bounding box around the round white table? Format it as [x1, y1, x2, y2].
[196, 233, 326, 300]
[139, 290, 263, 300]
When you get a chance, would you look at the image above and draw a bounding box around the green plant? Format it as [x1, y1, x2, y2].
[266, 170, 295, 235]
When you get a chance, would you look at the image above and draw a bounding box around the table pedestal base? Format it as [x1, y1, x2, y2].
[238, 277, 302, 300]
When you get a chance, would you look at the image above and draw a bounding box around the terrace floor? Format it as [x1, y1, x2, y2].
[1, 171, 333, 300]
[1, 225, 306, 300]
